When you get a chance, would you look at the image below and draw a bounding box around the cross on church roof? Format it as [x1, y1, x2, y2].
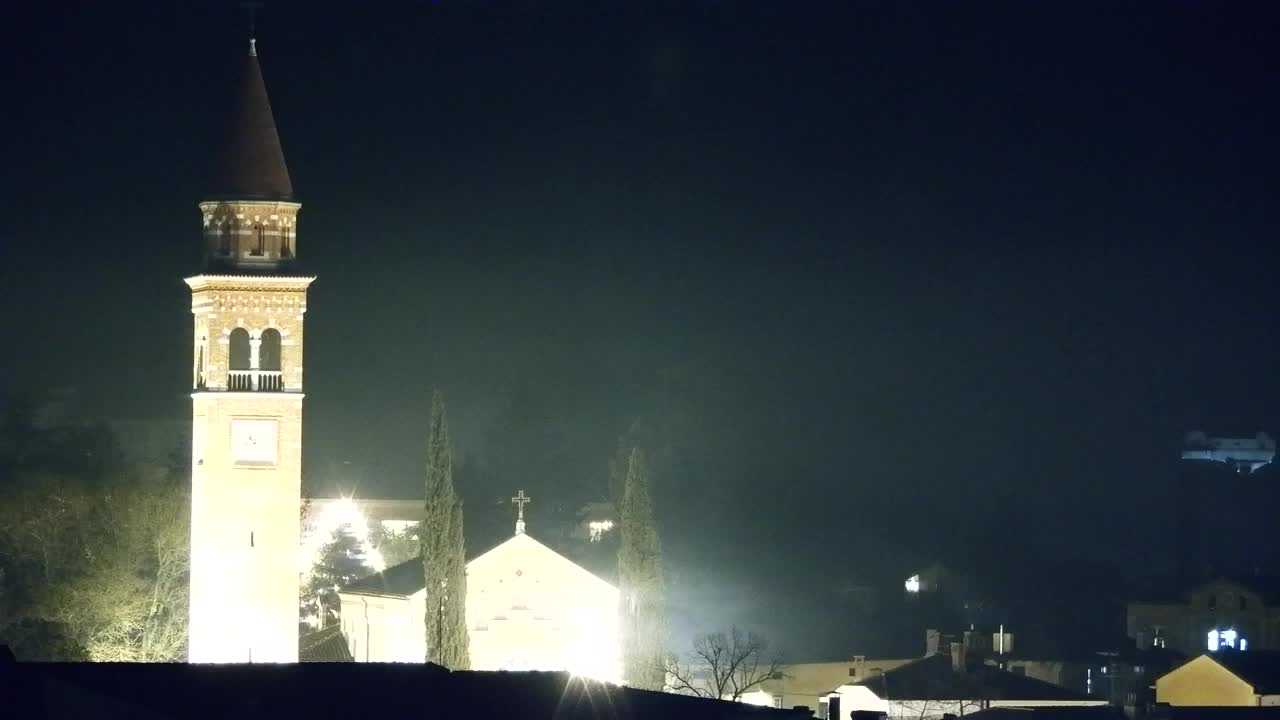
[511, 490, 531, 535]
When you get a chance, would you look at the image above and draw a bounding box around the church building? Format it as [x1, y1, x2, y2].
[184, 30, 619, 676]
[338, 493, 623, 683]
[187, 35, 312, 663]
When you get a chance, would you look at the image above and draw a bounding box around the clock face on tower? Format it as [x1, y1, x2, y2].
[231, 418, 279, 466]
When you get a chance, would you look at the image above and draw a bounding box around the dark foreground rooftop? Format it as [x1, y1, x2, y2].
[1, 656, 814, 720]
[965, 707, 1127, 720]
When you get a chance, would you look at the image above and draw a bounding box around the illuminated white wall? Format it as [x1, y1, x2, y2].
[189, 392, 304, 664]
[339, 533, 621, 683]
[338, 593, 425, 663]
[466, 533, 621, 683]
[739, 689, 775, 706]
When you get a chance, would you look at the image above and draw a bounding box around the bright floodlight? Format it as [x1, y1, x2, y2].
[905, 574, 921, 593]
[299, 498, 387, 629]
[564, 606, 622, 684]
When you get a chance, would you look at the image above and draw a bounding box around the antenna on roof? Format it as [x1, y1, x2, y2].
[240, 1, 264, 55]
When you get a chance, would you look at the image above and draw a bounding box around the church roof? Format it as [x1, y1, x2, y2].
[298, 625, 352, 662]
[341, 556, 425, 597]
[339, 533, 616, 598]
[209, 39, 293, 201]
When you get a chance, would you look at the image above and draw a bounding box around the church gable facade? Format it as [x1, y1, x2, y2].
[338, 532, 622, 683]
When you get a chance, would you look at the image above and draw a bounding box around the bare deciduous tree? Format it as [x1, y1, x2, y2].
[0, 466, 189, 661]
[663, 626, 784, 702]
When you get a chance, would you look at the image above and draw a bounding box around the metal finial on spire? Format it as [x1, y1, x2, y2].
[241, 1, 263, 55]
[511, 490, 531, 535]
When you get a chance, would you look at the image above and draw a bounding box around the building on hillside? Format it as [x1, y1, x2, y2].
[739, 657, 917, 712]
[1156, 650, 1280, 707]
[337, 507, 621, 683]
[1128, 578, 1280, 656]
[821, 646, 1107, 720]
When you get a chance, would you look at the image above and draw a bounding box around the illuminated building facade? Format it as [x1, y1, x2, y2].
[337, 499, 622, 683]
[187, 36, 312, 663]
[1128, 578, 1280, 656]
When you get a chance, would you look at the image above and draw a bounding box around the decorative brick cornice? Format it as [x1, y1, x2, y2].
[185, 274, 316, 292]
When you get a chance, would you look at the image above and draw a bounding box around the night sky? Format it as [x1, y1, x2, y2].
[4, 1, 1280, 658]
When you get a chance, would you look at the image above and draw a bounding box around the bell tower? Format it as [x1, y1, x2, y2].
[186, 34, 313, 663]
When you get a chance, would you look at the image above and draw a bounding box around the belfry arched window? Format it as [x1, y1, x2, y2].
[196, 343, 206, 389]
[281, 226, 292, 258]
[259, 328, 282, 371]
[252, 224, 265, 256]
[228, 328, 252, 390]
[219, 221, 232, 255]
[229, 328, 251, 370]
[259, 328, 283, 391]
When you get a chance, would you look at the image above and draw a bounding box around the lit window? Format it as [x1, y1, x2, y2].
[1241, 639, 1249, 651]
[905, 575, 921, 593]
[588, 520, 615, 542]
[1222, 629, 1238, 648]
[1208, 629, 1220, 652]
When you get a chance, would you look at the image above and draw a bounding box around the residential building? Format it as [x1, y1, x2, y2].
[822, 644, 1107, 720]
[740, 657, 917, 712]
[1156, 651, 1280, 707]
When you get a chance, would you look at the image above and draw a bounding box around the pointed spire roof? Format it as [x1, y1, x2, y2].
[210, 38, 294, 200]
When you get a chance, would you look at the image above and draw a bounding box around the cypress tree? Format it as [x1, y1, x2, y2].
[618, 447, 666, 689]
[608, 418, 646, 507]
[421, 390, 469, 668]
[443, 498, 470, 668]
